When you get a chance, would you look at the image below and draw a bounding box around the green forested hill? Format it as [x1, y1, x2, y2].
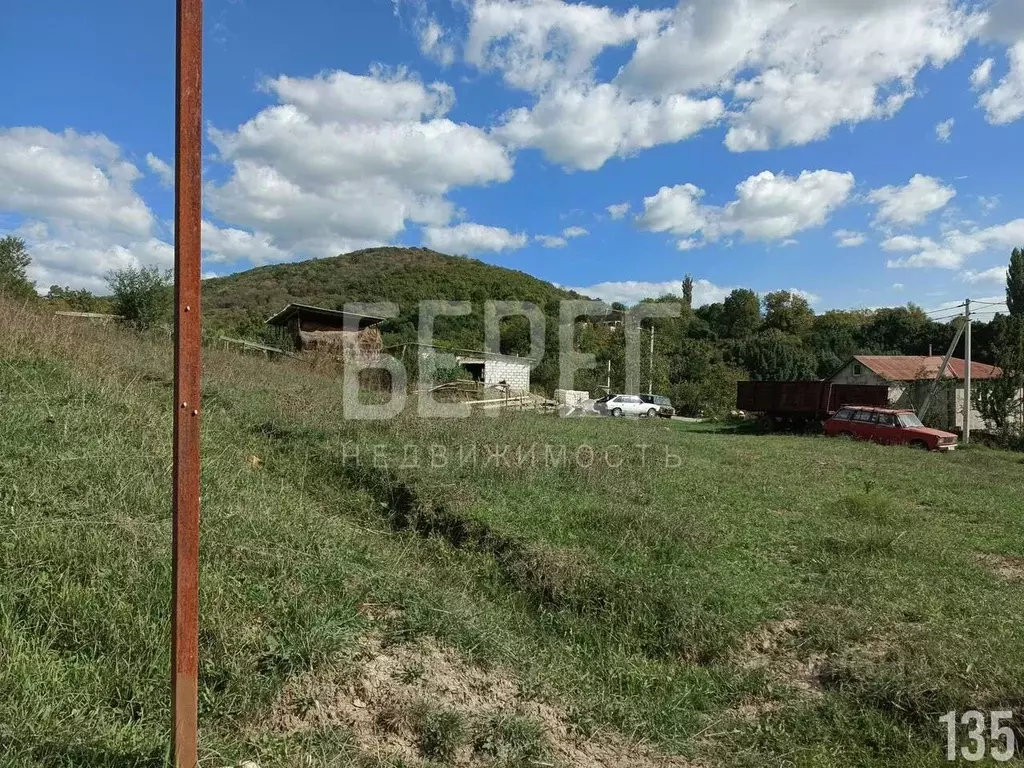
[202, 246, 588, 342]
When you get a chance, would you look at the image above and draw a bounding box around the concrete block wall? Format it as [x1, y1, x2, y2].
[554, 389, 589, 406]
[484, 359, 531, 392]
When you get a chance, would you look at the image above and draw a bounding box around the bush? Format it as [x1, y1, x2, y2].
[106, 266, 172, 331]
[671, 361, 745, 418]
[0, 236, 37, 301]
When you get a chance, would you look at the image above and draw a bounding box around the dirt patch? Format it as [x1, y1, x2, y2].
[732, 619, 824, 700]
[977, 552, 1024, 582]
[264, 634, 697, 767]
[723, 696, 785, 723]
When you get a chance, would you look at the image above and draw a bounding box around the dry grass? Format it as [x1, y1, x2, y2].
[267, 632, 695, 767]
[6, 298, 1024, 768]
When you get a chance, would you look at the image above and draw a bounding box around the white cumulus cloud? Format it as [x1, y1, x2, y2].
[935, 118, 954, 142]
[146, 153, 174, 187]
[206, 67, 514, 259]
[466, 0, 671, 92]
[459, 0, 982, 165]
[420, 19, 456, 67]
[564, 277, 732, 306]
[495, 82, 724, 171]
[423, 222, 528, 253]
[0, 127, 173, 291]
[974, 0, 1024, 124]
[637, 169, 855, 248]
[636, 183, 708, 238]
[834, 229, 866, 247]
[0, 127, 153, 238]
[535, 234, 567, 248]
[961, 266, 1008, 284]
[971, 58, 995, 89]
[882, 234, 939, 252]
[201, 220, 291, 266]
[887, 217, 1024, 269]
[869, 174, 956, 226]
[979, 42, 1024, 124]
[606, 202, 631, 219]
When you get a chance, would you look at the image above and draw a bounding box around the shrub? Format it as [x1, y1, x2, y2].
[106, 266, 172, 331]
[0, 235, 37, 301]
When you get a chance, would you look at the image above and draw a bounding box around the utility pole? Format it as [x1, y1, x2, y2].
[919, 309, 966, 421]
[648, 325, 654, 395]
[172, 0, 203, 765]
[963, 298, 972, 444]
[606, 358, 611, 393]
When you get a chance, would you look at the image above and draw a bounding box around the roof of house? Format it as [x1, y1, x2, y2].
[265, 303, 387, 329]
[847, 355, 1003, 382]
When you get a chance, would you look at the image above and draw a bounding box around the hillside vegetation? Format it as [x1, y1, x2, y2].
[199, 247, 1022, 427]
[32, 244, 1023, 430]
[4, 300, 1024, 767]
[202, 246, 585, 339]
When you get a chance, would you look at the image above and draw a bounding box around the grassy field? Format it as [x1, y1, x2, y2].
[3, 301, 1024, 767]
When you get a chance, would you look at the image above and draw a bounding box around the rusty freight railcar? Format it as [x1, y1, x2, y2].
[736, 381, 889, 427]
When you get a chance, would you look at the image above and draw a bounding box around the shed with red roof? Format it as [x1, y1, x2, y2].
[829, 355, 1008, 432]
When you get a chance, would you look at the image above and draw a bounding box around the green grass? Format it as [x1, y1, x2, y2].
[3, 302, 1024, 767]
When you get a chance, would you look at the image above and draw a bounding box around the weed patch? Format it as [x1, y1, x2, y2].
[266, 633, 695, 767]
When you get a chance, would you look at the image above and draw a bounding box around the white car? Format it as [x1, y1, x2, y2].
[597, 394, 660, 418]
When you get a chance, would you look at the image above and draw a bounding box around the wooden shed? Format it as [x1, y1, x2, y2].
[266, 303, 385, 357]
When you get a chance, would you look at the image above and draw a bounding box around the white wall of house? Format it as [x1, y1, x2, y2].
[483, 358, 531, 391]
[829, 360, 887, 387]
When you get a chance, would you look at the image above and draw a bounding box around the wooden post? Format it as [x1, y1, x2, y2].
[172, 0, 203, 765]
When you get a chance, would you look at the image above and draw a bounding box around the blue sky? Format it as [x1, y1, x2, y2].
[1, 0, 1023, 318]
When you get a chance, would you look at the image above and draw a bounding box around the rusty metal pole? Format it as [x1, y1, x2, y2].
[172, 0, 203, 764]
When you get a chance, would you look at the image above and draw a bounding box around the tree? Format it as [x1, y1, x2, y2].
[736, 330, 817, 381]
[720, 289, 761, 338]
[1008, 247, 1024, 318]
[47, 285, 99, 312]
[762, 290, 814, 337]
[0, 236, 36, 300]
[973, 315, 1024, 439]
[669, 339, 745, 417]
[809, 311, 867, 377]
[681, 274, 694, 309]
[106, 265, 172, 331]
[861, 305, 930, 354]
[693, 302, 724, 339]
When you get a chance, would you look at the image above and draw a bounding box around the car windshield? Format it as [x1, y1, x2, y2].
[898, 414, 925, 428]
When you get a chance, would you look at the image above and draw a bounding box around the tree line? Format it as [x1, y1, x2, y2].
[552, 252, 1024, 436]
[0, 235, 171, 330]
[2, 234, 1022, 439]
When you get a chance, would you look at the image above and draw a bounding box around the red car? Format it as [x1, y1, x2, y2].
[823, 406, 959, 451]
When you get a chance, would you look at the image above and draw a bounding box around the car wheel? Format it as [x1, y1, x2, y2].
[910, 439, 929, 450]
[611, 407, 623, 418]
[837, 431, 854, 439]
[646, 408, 658, 418]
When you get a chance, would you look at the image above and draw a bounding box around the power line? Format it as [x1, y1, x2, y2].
[924, 303, 966, 315]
